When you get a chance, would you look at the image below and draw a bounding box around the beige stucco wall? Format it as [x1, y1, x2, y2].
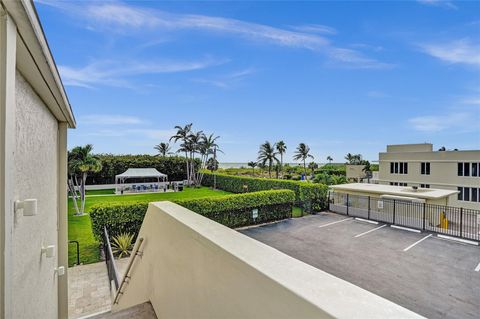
[12, 70, 59, 318]
[379, 148, 480, 210]
[114, 201, 423, 319]
[346, 164, 366, 181]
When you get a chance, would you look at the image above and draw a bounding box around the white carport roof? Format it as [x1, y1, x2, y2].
[116, 168, 167, 179]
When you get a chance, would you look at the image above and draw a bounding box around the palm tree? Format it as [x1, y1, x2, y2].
[327, 156, 333, 164]
[257, 141, 279, 178]
[308, 161, 318, 175]
[68, 144, 102, 215]
[293, 143, 314, 176]
[154, 142, 171, 156]
[170, 124, 192, 183]
[247, 161, 257, 175]
[345, 153, 354, 164]
[276, 141, 287, 177]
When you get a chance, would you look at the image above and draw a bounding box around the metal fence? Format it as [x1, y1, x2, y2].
[329, 192, 480, 241]
[103, 226, 120, 292]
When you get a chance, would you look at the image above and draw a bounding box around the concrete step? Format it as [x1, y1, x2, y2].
[77, 302, 156, 319]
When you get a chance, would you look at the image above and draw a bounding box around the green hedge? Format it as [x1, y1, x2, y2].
[201, 172, 328, 212]
[90, 189, 295, 240]
[86, 154, 199, 184]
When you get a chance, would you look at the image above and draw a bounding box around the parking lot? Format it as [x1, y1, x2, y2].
[240, 212, 480, 319]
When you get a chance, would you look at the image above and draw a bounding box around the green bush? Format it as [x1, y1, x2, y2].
[177, 190, 295, 228]
[86, 154, 199, 184]
[90, 189, 295, 240]
[201, 172, 328, 212]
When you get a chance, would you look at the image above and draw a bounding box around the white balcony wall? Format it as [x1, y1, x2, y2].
[12, 71, 59, 319]
[113, 201, 423, 319]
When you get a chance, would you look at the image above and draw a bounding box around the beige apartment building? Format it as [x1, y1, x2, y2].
[378, 143, 480, 210]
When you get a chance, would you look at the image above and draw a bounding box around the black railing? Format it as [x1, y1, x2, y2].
[68, 240, 80, 265]
[329, 192, 480, 241]
[103, 226, 120, 291]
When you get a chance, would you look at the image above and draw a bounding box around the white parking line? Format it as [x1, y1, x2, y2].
[390, 225, 421, 233]
[475, 262, 480, 272]
[403, 234, 432, 252]
[318, 217, 352, 228]
[354, 224, 387, 238]
[437, 235, 479, 246]
[354, 218, 378, 225]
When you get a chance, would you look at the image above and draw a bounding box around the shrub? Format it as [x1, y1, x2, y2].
[201, 172, 328, 212]
[86, 154, 200, 184]
[111, 233, 134, 258]
[90, 189, 295, 240]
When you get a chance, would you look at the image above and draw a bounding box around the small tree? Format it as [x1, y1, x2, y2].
[293, 143, 314, 176]
[68, 144, 102, 215]
[308, 161, 318, 175]
[154, 142, 172, 156]
[206, 157, 219, 173]
[257, 141, 279, 178]
[276, 141, 287, 177]
[247, 161, 257, 175]
[326, 156, 333, 164]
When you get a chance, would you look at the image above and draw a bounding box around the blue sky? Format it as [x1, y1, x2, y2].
[36, 0, 479, 162]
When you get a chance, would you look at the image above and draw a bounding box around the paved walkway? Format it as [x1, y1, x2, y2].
[69, 258, 129, 319]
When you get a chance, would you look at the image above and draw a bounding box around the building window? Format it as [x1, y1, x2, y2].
[472, 163, 478, 177]
[421, 162, 430, 175]
[464, 187, 470, 201]
[391, 162, 408, 175]
[472, 188, 478, 202]
[420, 184, 430, 188]
[464, 163, 470, 177]
[458, 163, 463, 176]
[458, 187, 463, 201]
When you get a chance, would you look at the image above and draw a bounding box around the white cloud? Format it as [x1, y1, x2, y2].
[59, 58, 226, 88]
[417, 0, 458, 10]
[289, 24, 337, 35]
[79, 114, 145, 125]
[419, 38, 480, 67]
[193, 67, 257, 89]
[38, 1, 391, 70]
[408, 112, 475, 132]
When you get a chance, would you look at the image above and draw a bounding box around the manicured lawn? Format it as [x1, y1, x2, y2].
[68, 187, 231, 266]
[85, 188, 115, 195]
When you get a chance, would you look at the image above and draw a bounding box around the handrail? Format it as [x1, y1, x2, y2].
[113, 236, 144, 305]
[68, 240, 80, 265]
[103, 227, 120, 291]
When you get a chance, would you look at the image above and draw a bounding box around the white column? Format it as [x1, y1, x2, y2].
[57, 122, 68, 319]
[0, 8, 17, 319]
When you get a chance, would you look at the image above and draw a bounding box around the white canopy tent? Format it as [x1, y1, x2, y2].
[115, 168, 168, 194]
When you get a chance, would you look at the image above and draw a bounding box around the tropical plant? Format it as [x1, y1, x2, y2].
[68, 144, 102, 215]
[170, 123, 193, 184]
[111, 233, 134, 258]
[276, 141, 287, 176]
[154, 142, 172, 156]
[170, 124, 221, 186]
[293, 143, 314, 176]
[308, 161, 318, 175]
[345, 153, 363, 165]
[206, 157, 219, 173]
[247, 161, 257, 175]
[257, 141, 279, 178]
[326, 156, 333, 164]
